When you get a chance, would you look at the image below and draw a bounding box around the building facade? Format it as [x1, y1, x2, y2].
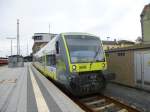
[106, 44, 150, 90]
[102, 40, 135, 50]
[32, 33, 57, 53]
[141, 3, 150, 43]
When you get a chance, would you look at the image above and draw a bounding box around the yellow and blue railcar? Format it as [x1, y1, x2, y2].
[33, 32, 107, 96]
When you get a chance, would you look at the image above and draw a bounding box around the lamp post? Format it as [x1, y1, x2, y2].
[106, 37, 110, 50]
[49, 24, 51, 40]
[17, 19, 20, 55]
[6, 37, 16, 56]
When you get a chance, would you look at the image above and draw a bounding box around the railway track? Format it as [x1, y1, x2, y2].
[75, 94, 141, 112]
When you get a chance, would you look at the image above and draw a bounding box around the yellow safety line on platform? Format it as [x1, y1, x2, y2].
[29, 67, 50, 112]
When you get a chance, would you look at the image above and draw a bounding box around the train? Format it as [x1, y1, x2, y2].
[33, 32, 107, 96]
[0, 58, 8, 65]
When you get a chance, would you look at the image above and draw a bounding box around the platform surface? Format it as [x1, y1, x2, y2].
[102, 82, 150, 112]
[1, 63, 150, 112]
[0, 63, 84, 112]
[0, 65, 27, 112]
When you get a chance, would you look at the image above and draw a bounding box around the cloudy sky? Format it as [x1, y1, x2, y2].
[0, 0, 150, 57]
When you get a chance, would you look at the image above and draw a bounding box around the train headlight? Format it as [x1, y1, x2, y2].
[72, 65, 76, 70]
[102, 63, 105, 68]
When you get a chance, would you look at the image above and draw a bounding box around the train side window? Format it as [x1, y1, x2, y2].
[46, 55, 56, 66]
[46, 55, 50, 66]
[56, 41, 59, 54]
[52, 55, 56, 65]
[39, 57, 42, 63]
[42, 56, 46, 66]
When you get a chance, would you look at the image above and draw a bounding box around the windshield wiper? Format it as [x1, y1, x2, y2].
[90, 47, 100, 70]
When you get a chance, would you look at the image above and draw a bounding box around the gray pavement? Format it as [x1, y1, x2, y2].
[102, 82, 150, 112]
[31, 64, 84, 112]
[1, 63, 150, 112]
[27, 65, 38, 112]
[0, 65, 27, 112]
[0, 63, 84, 112]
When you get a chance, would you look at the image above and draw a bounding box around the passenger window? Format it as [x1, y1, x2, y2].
[52, 55, 56, 65]
[46, 55, 56, 66]
[56, 41, 59, 54]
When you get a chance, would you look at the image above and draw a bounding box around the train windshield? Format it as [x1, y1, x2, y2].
[65, 35, 105, 63]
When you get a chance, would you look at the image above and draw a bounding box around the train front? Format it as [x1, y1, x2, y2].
[63, 33, 107, 96]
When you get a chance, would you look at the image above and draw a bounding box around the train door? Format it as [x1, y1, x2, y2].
[134, 50, 150, 89]
[143, 53, 150, 86]
[134, 52, 143, 86]
[55, 35, 68, 84]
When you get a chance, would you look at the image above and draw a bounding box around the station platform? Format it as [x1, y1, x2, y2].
[1, 63, 150, 112]
[102, 82, 150, 112]
[0, 63, 84, 112]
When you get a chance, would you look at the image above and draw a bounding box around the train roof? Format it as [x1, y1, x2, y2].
[61, 32, 98, 37]
[34, 32, 101, 57]
[8, 55, 23, 58]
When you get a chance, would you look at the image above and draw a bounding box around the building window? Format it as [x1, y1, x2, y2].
[117, 52, 125, 56]
[34, 36, 43, 40]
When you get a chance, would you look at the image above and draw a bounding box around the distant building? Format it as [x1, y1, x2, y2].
[32, 33, 57, 53]
[102, 40, 135, 50]
[8, 55, 24, 67]
[141, 3, 150, 44]
[102, 40, 119, 50]
[24, 55, 32, 62]
[118, 40, 135, 47]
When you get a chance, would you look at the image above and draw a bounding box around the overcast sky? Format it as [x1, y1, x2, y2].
[0, 0, 150, 57]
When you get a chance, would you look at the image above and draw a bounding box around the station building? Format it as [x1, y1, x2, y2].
[32, 33, 57, 54]
[8, 55, 24, 67]
[141, 3, 150, 44]
[106, 44, 150, 89]
[106, 3, 150, 90]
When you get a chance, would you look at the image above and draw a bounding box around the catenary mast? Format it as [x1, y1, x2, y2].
[17, 19, 20, 55]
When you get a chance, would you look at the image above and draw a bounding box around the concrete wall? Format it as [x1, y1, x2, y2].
[106, 45, 150, 88]
[106, 50, 135, 86]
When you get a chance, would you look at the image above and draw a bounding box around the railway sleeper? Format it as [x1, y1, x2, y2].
[85, 99, 106, 105]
